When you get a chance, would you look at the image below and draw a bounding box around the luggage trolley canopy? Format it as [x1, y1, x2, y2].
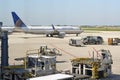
[27, 73, 73, 80]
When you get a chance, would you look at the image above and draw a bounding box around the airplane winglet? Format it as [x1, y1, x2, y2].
[52, 24, 55, 30]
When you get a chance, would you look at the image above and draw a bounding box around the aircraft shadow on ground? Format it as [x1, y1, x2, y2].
[56, 60, 66, 63]
[19, 36, 47, 39]
[20, 36, 66, 39]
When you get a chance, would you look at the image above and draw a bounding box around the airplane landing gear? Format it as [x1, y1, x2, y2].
[76, 34, 79, 36]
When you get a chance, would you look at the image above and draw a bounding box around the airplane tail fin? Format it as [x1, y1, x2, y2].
[11, 12, 27, 27]
[52, 24, 56, 30]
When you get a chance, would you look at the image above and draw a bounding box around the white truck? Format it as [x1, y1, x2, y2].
[69, 38, 84, 47]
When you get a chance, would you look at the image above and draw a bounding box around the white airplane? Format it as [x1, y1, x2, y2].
[11, 12, 83, 38]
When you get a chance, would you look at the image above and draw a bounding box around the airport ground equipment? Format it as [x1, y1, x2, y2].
[69, 38, 84, 47]
[46, 29, 66, 38]
[82, 36, 103, 45]
[39, 45, 61, 56]
[108, 38, 120, 45]
[46, 25, 66, 38]
[2, 45, 62, 80]
[71, 49, 113, 79]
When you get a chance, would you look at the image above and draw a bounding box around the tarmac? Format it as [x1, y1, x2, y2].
[1, 31, 120, 79]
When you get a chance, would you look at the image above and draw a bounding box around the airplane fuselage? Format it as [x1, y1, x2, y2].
[20, 26, 83, 35]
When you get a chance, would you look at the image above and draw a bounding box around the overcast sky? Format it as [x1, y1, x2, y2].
[0, 0, 120, 26]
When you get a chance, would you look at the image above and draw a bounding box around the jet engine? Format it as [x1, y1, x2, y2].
[58, 32, 66, 38]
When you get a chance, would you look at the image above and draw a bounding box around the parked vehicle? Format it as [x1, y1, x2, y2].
[108, 38, 120, 45]
[82, 36, 103, 45]
[69, 39, 84, 47]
